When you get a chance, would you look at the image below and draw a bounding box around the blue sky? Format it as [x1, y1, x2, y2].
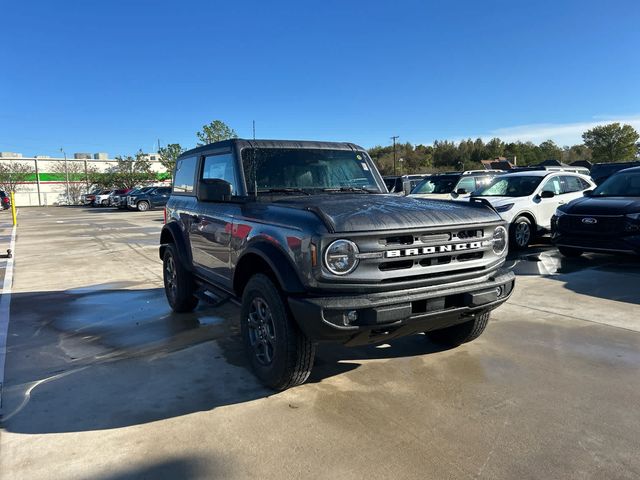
[2, 0, 639, 157]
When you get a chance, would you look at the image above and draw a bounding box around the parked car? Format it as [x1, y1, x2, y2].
[383, 174, 427, 194]
[127, 186, 171, 211]
[160, 139, 514, 390]
[0, 190, 10, 210]
[121, 187, 155, 210]
[589, 161, 640, 185]
[551, 166, 640, 257]
[409, 171, 502, 200]
[82, 188, 103, 206]
[93, 190, 114, 207]
[109, 188, 133, 208]
[471, 170, 596, 249]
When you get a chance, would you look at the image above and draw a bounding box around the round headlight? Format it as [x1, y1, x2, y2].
[324, 239, 359, 275]
[492, 226, 508, 255]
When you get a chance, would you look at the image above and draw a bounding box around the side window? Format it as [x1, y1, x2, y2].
[456, 176, 476, 193]
[474, 176, 493, 190]
[173, 156, 197, 194]
[541, 176, 562, 195]
[157, 187, 171, 195]
[202, 153, 238, 194]
[561, 175, 584, 193]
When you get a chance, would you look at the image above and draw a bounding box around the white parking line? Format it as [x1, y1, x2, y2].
[0, 225, 17, 408]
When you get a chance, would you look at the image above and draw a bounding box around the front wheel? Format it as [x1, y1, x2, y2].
[137, 200, 150, 211]
[426, 312, 490, 346]
[163, 244, 199, 312]
[510, 216, 533, 249]
[241, 274, 316, 390]
[558, 246, 583, 258]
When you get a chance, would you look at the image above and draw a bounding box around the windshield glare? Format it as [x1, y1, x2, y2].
[475, 176, 543, 197]
[242, 148, 383, 193]
[592, 172, 640, 197]
[412, 176, 459, 194]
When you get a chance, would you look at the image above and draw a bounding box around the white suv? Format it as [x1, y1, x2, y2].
[471, 170, 596, 249]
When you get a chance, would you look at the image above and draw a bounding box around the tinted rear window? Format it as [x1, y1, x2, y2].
[173, 156, 197, 194]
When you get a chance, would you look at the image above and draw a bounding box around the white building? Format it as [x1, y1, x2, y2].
[0, 153, 168, 206]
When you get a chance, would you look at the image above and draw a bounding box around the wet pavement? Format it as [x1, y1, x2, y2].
[1, 207, 639, 479]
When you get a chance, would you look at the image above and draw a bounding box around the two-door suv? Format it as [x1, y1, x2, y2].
[160, 139, 515, 390]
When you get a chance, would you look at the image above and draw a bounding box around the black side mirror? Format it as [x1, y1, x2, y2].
[583, 189, 593, 197]
[456, 188, 468, 195]
[540, 190, 555, 199]
[197, 179, 232, 202]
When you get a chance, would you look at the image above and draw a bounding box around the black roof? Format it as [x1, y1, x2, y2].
[179, 138, 366, 159]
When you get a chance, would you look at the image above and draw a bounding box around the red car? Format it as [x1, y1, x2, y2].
[0, 191, 10, 210]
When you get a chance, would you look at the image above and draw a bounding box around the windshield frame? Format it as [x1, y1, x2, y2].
[591, 171, 640, 197]
[239, 147, 386, 195]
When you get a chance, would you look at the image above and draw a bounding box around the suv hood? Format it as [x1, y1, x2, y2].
[564, 196, 640, 215]
[277, 194, 501, 232]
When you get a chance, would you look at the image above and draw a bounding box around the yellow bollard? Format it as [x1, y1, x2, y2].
[10, 191, 17, 226]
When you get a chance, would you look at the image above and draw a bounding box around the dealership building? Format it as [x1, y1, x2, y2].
[0, 152, 168, 206]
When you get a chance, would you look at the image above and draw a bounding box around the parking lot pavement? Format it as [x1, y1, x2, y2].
[1, 207, 640, 480]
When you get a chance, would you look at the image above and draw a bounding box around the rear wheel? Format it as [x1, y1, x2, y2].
[101, 199, 109, 207]
[426, 312, 490, 346]
[510, 216, 533, 249]
[163, 243, 199, 312]
[558, 246, 583, 258]
[241, 274, 315, 390]
[137, 200, 150, 211]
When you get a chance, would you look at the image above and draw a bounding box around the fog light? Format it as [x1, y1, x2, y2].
[343, 310, 358, 325]
[495, 286, 504, 297]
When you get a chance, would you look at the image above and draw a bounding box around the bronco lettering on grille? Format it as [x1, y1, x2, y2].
[385, 242, 482, 258]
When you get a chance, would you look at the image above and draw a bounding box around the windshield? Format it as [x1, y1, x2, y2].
[241, 148, 383, 193]
[475, 176, 543, 197]
[592, 172, 640, 197]
[411, 175, 459, 194]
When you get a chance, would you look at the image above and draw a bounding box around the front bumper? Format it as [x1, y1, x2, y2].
[288, 268, 515, 346]
[553, 233, 640, 255]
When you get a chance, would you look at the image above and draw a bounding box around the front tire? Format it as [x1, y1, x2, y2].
[558, 246, 583, 258]
[137, 201, 150, 211]
[510, 216, 533, 249]
[241, 274, 316, 390]
[163, 243, 199, 313]
[427, 312, 490, 346]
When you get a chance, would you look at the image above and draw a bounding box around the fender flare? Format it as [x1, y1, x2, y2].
[159, 222, 193, 270]
[234, 242, 306, 295]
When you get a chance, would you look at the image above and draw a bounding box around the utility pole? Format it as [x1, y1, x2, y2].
[391, 136, 399, 175]
[252, 120, 256, 140]
[60, 148, 70, 205]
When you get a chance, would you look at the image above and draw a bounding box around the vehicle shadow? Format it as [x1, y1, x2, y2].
[1, 285, 450, 434]
[506, 238, 640, 305]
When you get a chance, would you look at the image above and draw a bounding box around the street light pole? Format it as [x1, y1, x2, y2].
[60, 148, 70, 204]
[391, 135, 399, 175]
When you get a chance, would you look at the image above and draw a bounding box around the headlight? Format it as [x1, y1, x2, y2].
[324, 239, 359, 275]
[492, 226, 508, 255]
[626, 213, 640, 221]
[495, 203, 514, 213]
[555, 209, 567, 217]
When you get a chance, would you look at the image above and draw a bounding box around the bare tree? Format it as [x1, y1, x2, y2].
[49, 160, 99, 204]
[0, 161, 35, 194]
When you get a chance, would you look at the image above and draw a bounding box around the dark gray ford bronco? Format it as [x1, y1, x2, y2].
[160, 139, 515, 390]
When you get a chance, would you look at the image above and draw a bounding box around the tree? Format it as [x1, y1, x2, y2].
[196, 120, 237, 146]
[158, 143, 184, 176]
[50, 160, 99, 204]
[0, 161, 35, 193]
[538, 140, 562, 162]
[107, 151, 156, 189]
[484, 138, 505, 159]
[582, 123, 639, 163]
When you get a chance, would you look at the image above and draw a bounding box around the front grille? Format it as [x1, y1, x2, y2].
[325, 223, 502, 286]
[559, 215, 625, 235]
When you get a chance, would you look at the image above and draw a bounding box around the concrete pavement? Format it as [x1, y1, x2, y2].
[1, 207, 639, 479]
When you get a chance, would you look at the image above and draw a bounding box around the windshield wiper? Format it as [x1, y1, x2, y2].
[256, 188, 311, 196]
[320, 186, 379, 193]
